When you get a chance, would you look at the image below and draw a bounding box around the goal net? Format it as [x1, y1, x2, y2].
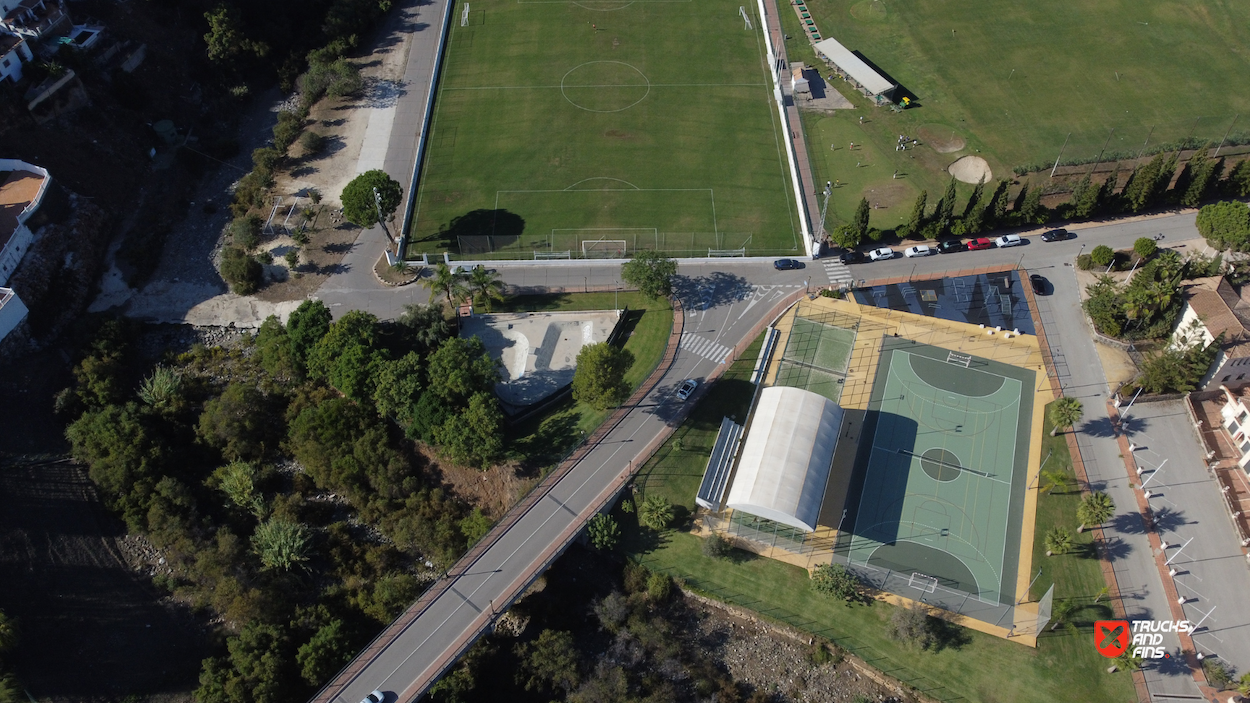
[581, 239, 628, 259]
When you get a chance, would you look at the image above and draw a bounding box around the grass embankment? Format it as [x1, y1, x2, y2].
[622, 370, 1136, 703]
[502, 292, 673, 468]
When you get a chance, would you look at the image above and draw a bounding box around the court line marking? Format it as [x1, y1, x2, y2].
[444, 82, 768, 90]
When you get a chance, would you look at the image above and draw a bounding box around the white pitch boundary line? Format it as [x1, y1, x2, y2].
[444, 82, 768, 90]
[493, 187, 720, 238]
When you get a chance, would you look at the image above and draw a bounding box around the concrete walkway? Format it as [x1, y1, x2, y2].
[1123, 400, 1250, 676]
[1033, 268, 1203, 700]
[314, 0, 453, 318]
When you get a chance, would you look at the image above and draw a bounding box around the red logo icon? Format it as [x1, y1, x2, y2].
[1095, 620, 1129, 658]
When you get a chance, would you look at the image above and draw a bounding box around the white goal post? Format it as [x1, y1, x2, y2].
[461, 2, 470, 26]
[740, 5, 751, 29]
[581, 239, 628, 259]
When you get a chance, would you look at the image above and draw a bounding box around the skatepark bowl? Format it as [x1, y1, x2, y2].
[460, 310, 623, 410]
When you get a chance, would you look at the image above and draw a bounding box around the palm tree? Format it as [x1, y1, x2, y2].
[466, 265, 506, 312]
[420, 262, 467, 306]
[1115, 649, 1144, 672]
[1040, 469, 1074, 495]
[1049, 598, 1077, 631]
[1048, 397, 1083, 437]
[1044, 526, 1073, 556]
[1077, 491, 1115, 532]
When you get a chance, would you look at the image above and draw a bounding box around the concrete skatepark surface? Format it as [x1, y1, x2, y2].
[461, 310, 621, 408]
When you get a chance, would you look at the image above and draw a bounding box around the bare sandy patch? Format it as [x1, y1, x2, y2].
[918, 124, 967, 153]
[948, 155, 992, 184]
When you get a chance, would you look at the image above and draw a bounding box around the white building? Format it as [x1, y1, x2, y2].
[0, 0, 70, 40]
[0, 158, 50, 285]
[1217, 385, 1250, 471]
[0, 286, 26, 343]
[0, 31, 30, 84]
[1171, 278, 1250, 391]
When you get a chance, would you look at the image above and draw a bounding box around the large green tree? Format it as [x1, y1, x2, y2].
[306, 310, 385, 405]
[340, 170, 402, 228]
[287, 300, 333, 371]
[1197, 200, 1250, 251]
[621, 250, 677, 300]
[296, 620, 352, 687]
[66, 403, 165, 531]
[425, 336, 500, 407]
[434, 393, 505, 468]
[195, 621, 291, 703]
[572, 343, 634, 410]
[198, 383, 271, 461]
[420, 262, 468, 306]
[372, 352, 423, 425]
[515, 630, 581, 694]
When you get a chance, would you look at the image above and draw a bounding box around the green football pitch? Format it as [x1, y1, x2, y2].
[406, 0, 802, 259]
[842, 341, 1035, 606]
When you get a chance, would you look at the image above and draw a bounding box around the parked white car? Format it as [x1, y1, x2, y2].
[903, 245, 934, 258]
[867, 247, 895, 261]
[995, 234, 1022, 248]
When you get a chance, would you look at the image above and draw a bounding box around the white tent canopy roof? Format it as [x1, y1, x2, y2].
[726, 387, 843, 532]
[812, 37, 895, 96]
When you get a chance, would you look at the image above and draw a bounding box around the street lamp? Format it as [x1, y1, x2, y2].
[815, 181, 833, 259]
[373, 186, 391, 242]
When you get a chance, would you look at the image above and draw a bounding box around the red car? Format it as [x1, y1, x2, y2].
[967, 238, 994, 251]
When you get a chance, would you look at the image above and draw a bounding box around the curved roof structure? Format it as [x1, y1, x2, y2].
[726, 386, 843, 532]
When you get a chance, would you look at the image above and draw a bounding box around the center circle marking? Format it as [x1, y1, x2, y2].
[920, 447, 962, 482]
[560, 61, 650, 113]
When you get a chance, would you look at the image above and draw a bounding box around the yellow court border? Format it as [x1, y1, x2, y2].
[703, 295, 1054, 646]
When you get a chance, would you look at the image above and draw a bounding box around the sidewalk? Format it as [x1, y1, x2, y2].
[1034, 265, 1202, 700]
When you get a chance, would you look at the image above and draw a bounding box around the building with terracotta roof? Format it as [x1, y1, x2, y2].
[1170, 277, 1250, 391]
[0, 158, 49, 286]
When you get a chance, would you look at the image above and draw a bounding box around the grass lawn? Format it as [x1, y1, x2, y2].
[406, 0, 800, 259]
[781, 0, 1250, 230]
[621, 387, 1136, 701]
[503, 292, 673, 467]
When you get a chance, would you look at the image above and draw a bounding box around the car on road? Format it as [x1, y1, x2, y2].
[773, 258, 804, 270]
[867, 247, 895, 261]
[677, 379, 698, 400]
[967, 238, 994, 251]
[1040, 228, 1071, 243]
[839, 250, 864, 264]
[1030, 274, 1047, 295]
[937, 240, 964, 254]
[903, 245, 934, 258]
[995, 234, 1023, 248]
[360, 691, 385, 703]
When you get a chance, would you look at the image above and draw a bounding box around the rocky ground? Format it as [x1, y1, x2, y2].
[683, 597, 918, 703]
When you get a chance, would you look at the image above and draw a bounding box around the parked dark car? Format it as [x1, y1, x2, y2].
[839, 250, 864, 264]
[1030, 274, 1047, 295]
[773, 258, 804, 270]
[1040, 228, 1071, 242]
[937, 240, 964, 254]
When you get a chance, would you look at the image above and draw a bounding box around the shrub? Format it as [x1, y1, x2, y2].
[1203, 658, 1234, 689]
[220, 247, 263, 294]
[887, 602, 935, 650]
[588, 514, 619, 551]
[300, 131, 327, 155]
[1133, 237, 1158, 259]
[645, 572, 672, 601]
[273, 110, 304, 154]
[229, 215, 263, 251]
[810, 563, 861, 602]
[701, 533, 732, 559]
[1090, 245, 1115, 267]
[1197, 201, 1250, 251]
[1075, 253, 1093, 270]
[284, 249, 299, 269]
[251, 147, 281, 176]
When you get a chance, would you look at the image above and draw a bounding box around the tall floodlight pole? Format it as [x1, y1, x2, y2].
[816, 181, 833, 256]
[1050, 133, 1071, 178]
[373, 186, 391, 243]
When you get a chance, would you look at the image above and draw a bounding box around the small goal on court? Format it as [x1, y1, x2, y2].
[552, 228, 656, 259]
[908, 572, 939, 593]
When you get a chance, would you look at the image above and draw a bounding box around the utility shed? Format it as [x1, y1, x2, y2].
[725, 386, 843, 532]
[812, 37, 896, 98]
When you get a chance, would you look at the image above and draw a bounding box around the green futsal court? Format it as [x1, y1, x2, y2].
[841, 339, 1035, 606]
[774, 314, 858, 403]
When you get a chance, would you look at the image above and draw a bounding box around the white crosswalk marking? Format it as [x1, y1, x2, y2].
[823, 259, 854, 286]
[680, 332, 732, 364]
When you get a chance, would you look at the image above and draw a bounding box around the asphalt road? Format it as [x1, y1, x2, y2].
[324, 262, 806, 703]
[319, 210, 1231, 703]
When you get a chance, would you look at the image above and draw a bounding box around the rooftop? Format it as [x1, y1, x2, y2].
[1184, 278, 1250, 358]
[812, 37, 895, 96]
[0, 168, 45, 250]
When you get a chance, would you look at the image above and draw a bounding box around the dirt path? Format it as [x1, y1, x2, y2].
[0, 458, 207, 701]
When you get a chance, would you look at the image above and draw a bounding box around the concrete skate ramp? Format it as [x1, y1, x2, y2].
[461, 310, 622, 408]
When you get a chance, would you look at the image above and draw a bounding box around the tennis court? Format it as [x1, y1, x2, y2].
[773, 313, 857, 403]
[840, 338, 1035, 606]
